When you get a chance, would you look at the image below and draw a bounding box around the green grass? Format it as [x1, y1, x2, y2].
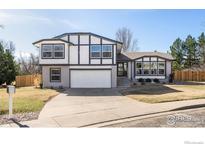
[0, 87, 59, 115]
[121, 84, 205, 103]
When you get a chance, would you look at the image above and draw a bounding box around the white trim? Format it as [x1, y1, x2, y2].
[135, 76, 165, 79]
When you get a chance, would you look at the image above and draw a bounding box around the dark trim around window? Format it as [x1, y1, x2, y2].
[41, 43, 65, 59]
[134, 56, 166, 77]
[50, 68, 61, 82]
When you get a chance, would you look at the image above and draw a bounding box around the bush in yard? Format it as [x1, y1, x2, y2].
[145, 78, 151, 82]
[153, 78, 160, 83]
[138, 78, 144, 82]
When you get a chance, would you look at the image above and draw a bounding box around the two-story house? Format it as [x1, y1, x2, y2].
[33, 32, 174, 88]
[33, 32, 122, 88]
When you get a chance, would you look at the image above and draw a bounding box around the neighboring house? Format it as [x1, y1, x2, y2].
[33, 32, 174, 88]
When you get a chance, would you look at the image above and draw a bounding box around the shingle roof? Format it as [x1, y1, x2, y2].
[117, 51, 174, 61]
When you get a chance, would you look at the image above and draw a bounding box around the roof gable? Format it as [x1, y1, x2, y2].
[117, 52, 174, 61]
[53, 32, 123, 44]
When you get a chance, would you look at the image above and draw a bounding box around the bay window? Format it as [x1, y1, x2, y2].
[151, 62, 157, 75]
[158, 62, 165, 75]
[136, 62, 142, 74]
[135, 57, 166, 76]
[143, 62, 150, 75]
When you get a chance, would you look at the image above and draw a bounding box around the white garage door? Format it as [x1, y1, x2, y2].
[70, 70, 111, 88]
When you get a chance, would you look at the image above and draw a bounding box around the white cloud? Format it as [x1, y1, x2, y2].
[0, 12, 52, 25]
[0, 11, 82, 30]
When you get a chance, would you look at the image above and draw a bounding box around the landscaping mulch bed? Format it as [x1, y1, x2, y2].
[0, 112, 39, 125]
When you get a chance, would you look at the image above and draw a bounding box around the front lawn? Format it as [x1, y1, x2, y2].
[121, 84, 205, 103]
[0, 87, 59, 115]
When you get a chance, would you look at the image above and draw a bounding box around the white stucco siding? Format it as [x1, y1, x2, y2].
[91, 59, 101, 64]
[166, 61, 172, 77]
[80, 35, 89, 44]
[102, 59, 112, 64]
[69, 35, 78, 44]
[42, 66, 69, 88]
[39, 41, 69, 65]
[60, 35, 68, 41]
[102, 39, 115, 44]
[91, 36, 100, 44]
[80, 46, 89, 64]
[70, 46, 78, 64]
[113, 45, 116, 64]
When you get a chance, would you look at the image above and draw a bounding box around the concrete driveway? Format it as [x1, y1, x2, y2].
[37, 88, 150, 127]
[3, 88, 205, 127]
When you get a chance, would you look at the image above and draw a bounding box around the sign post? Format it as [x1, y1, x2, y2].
[7, 85, 15, 119]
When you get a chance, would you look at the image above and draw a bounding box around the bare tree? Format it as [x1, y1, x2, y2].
[116, 27, 138, 52]
[18, 53, 41, 75]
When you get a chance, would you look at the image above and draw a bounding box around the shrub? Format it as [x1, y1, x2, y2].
[145, 78, 151, 82]
[138, 78, 144, 82]
[153, 78, 160, 83]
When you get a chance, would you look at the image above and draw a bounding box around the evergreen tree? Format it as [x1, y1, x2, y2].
[170, 38, 185, 70]
[198, 32, 205, 64]
[183, 35, 199, 68]
[0, 41, 19, 85]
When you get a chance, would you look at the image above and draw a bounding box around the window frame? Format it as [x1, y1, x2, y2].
[53, 44, 65, 59]
[90, 45, 101, 58]
[134, 57, 166, 76]
[41, 44, 53, 59]
[158, 61, 165, 75]
[150, 62, 158, 75]
[136, 62, 143, 75]
[102, 45, 112, 58]
[41, 43, 65, 59]
[50, 68, 61, 82]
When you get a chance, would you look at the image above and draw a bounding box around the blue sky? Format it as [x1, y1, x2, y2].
[0, 9, 205, 57]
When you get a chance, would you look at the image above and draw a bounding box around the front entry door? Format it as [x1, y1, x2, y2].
[117, 62, 128, 77]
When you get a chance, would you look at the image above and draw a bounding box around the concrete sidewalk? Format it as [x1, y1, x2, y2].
[1, 88, 205, 128]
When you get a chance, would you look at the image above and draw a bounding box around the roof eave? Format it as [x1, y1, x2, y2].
[32, 39, 74, 45]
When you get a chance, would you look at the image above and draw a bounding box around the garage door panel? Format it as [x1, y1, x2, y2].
[70, 70, 111, 88]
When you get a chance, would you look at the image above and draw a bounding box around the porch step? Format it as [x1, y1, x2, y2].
[117, 77, 131, 87]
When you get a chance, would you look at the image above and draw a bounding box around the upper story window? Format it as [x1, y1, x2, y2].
[42, 45, 52, 58]
[54, 44, 64, 58]
[90, 45, 101, 58]
[42, 44, 65, 59]
[102, 45, 112, 58]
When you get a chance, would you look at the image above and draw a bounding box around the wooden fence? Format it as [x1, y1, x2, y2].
[174, 70, 205, 81]
[15, 74, 42, 87]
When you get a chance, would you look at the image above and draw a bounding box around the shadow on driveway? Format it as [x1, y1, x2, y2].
[63, 88, 122, 96]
